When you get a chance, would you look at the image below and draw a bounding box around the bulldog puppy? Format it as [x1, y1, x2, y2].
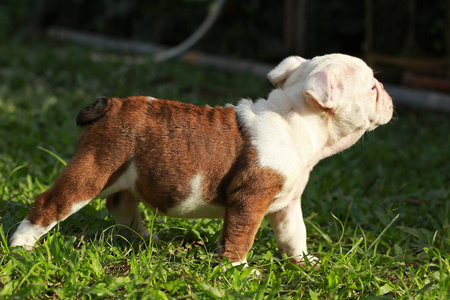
[10, 54, 393, 268]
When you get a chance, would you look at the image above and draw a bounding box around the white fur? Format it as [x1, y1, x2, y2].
[9, 218, 57, 249]
[235, 54, 392, 217]
[9, 199, 93, 249]
[67, 199, 93, 219]
[221, 259, 248, 273]
[166, 174, 225, 218]
[267, 56, 306, 87]
[220, 259, 261, 276]
[236, 54, 393, 262]
[235, 95, 317, 215]
[267, 199, 307, 258]
[99, 162, 138, 198]
[98, 161, 151, 237]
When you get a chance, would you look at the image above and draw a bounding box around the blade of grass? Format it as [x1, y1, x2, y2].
[366, 214, 399, 254]
[38, 146, 67, 166]
[305, 219, 333, 246]
[331, 212, 345, 249]
[345, 237, 364, 257]
[0, 224, 10, 255]
[1, 163, 28, 202]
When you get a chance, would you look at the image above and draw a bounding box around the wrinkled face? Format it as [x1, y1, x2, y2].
[268, 54, 394, 133]
[319, 56, 394, 131]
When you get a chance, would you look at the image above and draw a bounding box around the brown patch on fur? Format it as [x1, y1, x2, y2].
[131, 99, 246, 212]
[24, 96, 286, 262]
[27, 97, 144, 226]
[219, 137, 285, 261]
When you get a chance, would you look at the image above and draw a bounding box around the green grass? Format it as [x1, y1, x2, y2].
[0, 40, 449, 299]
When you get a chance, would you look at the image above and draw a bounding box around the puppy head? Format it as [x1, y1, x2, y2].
[269, 54, 393, 133]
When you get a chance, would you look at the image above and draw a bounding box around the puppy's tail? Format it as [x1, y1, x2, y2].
[76, 97, 110, 127]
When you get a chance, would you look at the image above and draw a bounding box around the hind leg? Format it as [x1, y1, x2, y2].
[10, 153, 118, 249]
[106, 191, 150, 239]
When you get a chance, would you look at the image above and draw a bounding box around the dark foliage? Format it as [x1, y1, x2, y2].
[0, 0, 447, 61]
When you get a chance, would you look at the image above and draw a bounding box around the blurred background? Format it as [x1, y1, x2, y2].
[1, 0, 449, 95]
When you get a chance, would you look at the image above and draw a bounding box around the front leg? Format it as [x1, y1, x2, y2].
[220, 202, 268, 265]
[219, 173, 281, 268]
[267, 199, 318, 266]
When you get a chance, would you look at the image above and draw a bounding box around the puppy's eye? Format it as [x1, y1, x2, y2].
[370, 85, 376, 91]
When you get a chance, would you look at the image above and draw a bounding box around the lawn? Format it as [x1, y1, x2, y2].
[0, 41, 449, 299]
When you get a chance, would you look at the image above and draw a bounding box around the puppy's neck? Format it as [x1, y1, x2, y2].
[267, 89, 365, 163]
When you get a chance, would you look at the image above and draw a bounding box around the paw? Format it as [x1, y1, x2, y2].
[9, 235, 35, 250]
[221, 259, 248, 273]
[9, 219, 54, 250]
[292, 254, 320, 269]
[220, 260, 262, 276]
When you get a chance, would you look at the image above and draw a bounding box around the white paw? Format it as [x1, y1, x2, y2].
[9, 235, 35, 250]
[220, 259, 261, 276]
[294, 254, 320, 268]
[221, 259, 247, 273]
[10, 219, 56, 250]
[248, 268, 262, 277]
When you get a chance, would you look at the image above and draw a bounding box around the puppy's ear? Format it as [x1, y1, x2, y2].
[304, 70, 341, 109]
[268, 56, 307, 88]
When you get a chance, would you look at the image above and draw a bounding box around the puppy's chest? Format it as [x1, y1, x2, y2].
[267, 169, 311, 213]
[245, 127, 314, 212]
